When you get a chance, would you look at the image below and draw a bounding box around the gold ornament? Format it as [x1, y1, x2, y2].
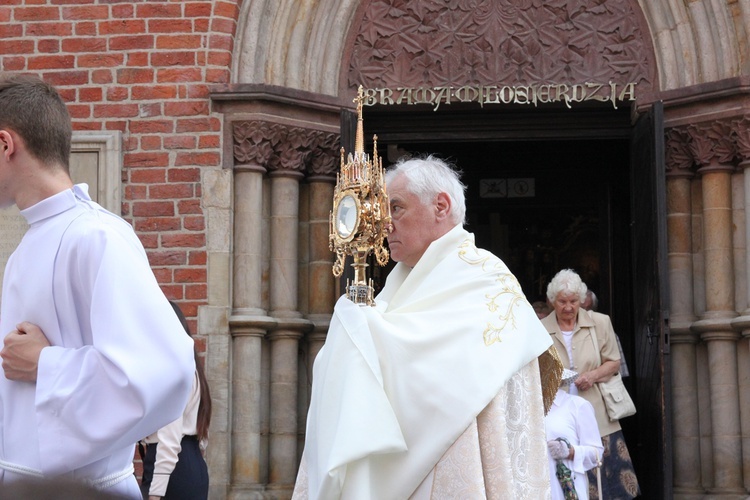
[329, 86, 391, 305]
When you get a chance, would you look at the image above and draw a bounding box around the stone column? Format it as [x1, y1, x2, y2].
[688, 121, 744, 494]
[266, 126, 313, 494]
[729, 116, 750, 491]
[665, 128, 702, 495]
[228, 121, 276, 496]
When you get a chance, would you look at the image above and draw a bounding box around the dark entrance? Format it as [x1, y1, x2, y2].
[346, 101, 670, 497]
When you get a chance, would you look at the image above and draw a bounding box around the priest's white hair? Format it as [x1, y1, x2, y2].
[385, 154, 467, 225]
[546, 268, 588, 303]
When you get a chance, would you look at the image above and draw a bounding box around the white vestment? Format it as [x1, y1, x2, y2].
[0, 185, 195, 498]
[545, 390, 604, 500]
[294, 225, 553, 499]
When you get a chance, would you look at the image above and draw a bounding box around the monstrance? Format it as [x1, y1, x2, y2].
[329, 86, 391, 306]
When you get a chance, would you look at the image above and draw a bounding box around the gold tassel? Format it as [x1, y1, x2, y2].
[538, 346, 564, 415]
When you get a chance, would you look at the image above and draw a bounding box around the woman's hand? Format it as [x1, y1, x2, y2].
[575, 359, 620, 391]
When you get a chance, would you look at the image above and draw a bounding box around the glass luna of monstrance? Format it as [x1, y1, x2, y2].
[329, 86, 391, 306]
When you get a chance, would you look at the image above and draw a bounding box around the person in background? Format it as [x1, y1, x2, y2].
[0, 74, 194, 498]
[541, 269, 639, 499]
[533, 299, 552, 319]
[546, 368, 604, 500]
[140, 302, 211, 500]
[293, 155, 557, 499]
[582, 289, 629, 378]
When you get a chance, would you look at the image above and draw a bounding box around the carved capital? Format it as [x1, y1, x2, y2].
[268, 125, 314, 178]
[232, 120, 275, 171]
[665, 127, 694, 178]
[686, 120, 736, 173]
[307, 131, 340, 181]
[731, 115, 750, 165]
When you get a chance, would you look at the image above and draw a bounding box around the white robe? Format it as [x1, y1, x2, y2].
[545, 390, 604, 500]
[294, 224, 553, 499]
[0, 185, 195, 498]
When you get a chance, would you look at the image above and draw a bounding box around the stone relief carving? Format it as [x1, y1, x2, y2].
[686, 121, 736, 169]
[232, 121, 340, 178]
[665, 128, 694, 176]
[732, 116, 750, 163]
[347, 0, 654, 91]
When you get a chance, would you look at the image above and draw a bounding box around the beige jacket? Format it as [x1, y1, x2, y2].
[541, 309, 622, 437]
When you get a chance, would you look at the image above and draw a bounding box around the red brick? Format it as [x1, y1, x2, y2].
[25, 22, 72, 37]
[159, 285, 184, 300]
[156, 35, 203, 50]
[111, 4, 134, 18]
[67, 104, 91, 118]
[138, 103, 163, 118]
[0, 24, 23, 37]
[176, 117, 220, 133]
[186, 84, 209, 99]
[122, 135, 138, 150]
[150, 183, 194, 199]
[117, 67, 154, 84]
[164, 135, 197, 149]
[207, 51, 232, 66]
[205, 68, 230, 84]
[3, 57, 26, 71]
[130, 167, 167, 183]
[38, 39, 60, 53]
[173, 267, 207, 283]
[94, 103, 139, 118]
[147, 249, 187, 266]
[184, 216, 205, 231]
[140, 135, 162, 150]
[0, 39, 34, 54]
[136, 218, 182, 232]
[125, 184, 147, 200]
[52, 0, 96, 4]
[62, 37, 107, 53]
[198, 135, 221, 149]
[148, 19, 193, 33]
[126, 152, 170, 168]
[137, 3, 182, 18]
[165, 101, 208, 117]
[151, 267, 172, 280]
[178, 199, 202, 215]
[175, 151, 219, 167]
[194, 18, 209, 33]
[105, 86, 128, 101]
[188, 250, 207, 266]
[78, 87, 102, 102]
[100, 19, 146, 35]
[91, 69, 113, 84]
[214, 1, 238, 19]
[130, 120, 174, 134]
[110, 35, 154, 51]
[150, 52, 196, 67]
[157, 68, 202, 83]
[126, 52, 149, 66]
[63, 5, 109, 20]
[163, 234, 206, 249]
[133, 201, 175, 217]
[168, 167, 200, 182]
[131, 85, 177, 100]
[29, 55, 75, 70]
[78, 53, 124, 68]
[75, 22, 97, 36]
[0, 8, 12, 22]
[43, 70, 88, 86]
[209, 34, 233, 52]
[185, 3, 212, 17]
[72, 121, 100, 131]
[57, 88, 76, 101]
[210, 18, 235, 35]
[15, 7, 60, 22]
[185, 284, 207, 300]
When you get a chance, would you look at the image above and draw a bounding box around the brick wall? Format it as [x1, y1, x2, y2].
[0, 0, 240, 328]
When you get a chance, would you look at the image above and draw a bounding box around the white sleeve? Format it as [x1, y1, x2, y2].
[34, 219, 195, 474]
[571, 399, 605, 473]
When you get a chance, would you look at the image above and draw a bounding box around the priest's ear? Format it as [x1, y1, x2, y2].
[0, 130, 13, 159]
[435, 191, 452, 222]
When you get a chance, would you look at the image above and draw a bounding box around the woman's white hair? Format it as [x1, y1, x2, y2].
[384, 154, 467, 225]
[546, 269, 588, 303]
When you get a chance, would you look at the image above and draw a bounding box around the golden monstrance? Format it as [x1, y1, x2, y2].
[329, 86, 391, 306]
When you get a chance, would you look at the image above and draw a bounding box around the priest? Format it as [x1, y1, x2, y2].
[293, 155, 556, 499]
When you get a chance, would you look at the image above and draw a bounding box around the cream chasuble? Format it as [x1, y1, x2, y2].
[294, 225, 553, 499]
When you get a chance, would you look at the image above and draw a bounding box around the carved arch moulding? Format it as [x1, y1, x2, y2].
[344, 0, 656, 94]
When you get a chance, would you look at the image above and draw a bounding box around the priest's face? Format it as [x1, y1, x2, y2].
[387, 174, 443, 268]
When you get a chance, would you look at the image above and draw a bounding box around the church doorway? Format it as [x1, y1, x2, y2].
[356, 100, 670, 497]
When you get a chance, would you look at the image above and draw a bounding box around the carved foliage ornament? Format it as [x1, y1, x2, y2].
[232, 121, 339, 178]
[667, 117, 750, 174]
[347, 0, 653, 91]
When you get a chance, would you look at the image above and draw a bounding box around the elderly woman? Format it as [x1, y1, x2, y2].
[541, 269, 640, 499]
